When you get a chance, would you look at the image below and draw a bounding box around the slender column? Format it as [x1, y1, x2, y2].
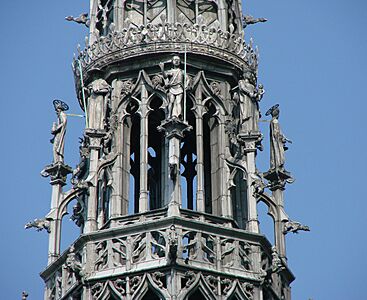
[110, 80, 124, 220]
[264, 169, 293, 259]
[122, 119, 132, 214]
[238, 134, 260, 233]
[48, 183, 62, 264]
[84, 130, 105, 233]
[167, 0, 175, 23]
[89, 0, 99, 44]
[139, 86, 149, 212]
[42, 162, 72, 265]
[246, 149, 259, 233]
[195, 103, 205, 212]
[218, 121, 229, 217]
[158, 118, 192, 216]
[273, 187, 287, 258]
[163, 139, 171, 206]
[115, 0, 124, 31]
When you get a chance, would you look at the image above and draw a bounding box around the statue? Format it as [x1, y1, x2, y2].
[283, 220, 310, 234]
[265, 104, 291, 171]
[24, 218, 51, 233]
[243, 15, 267, 28]
[159, 55, 188, 119]
[237, 71, 262, 133]
[86, 79, 111, 130]
[64, 245, 83, 278]
[65, 13, 90, 28]
[51, 100, 68, 163]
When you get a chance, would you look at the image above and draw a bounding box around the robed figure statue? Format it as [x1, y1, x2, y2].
[266, 104, 291, 171]
[237, 71, 264, 134]
[159, 55, 189, 119]
[51, 100, 69, 163]
[86, 78, 111, 130]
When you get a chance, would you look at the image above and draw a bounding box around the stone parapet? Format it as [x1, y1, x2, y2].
[73, 20, 258, 88]
[40, 208, 294, 300]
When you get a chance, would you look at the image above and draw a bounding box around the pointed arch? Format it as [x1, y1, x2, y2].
[94, 280, 125, 300]
[132, 273, 170, 300]
[223, 280, 252, 300]
[179, 273, 217, 300]
[191, 71, 228, 118]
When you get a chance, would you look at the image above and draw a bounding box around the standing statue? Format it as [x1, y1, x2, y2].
[86, 79, 111, 130]
[237, 71, 262, 133]
[51, 100, 68, 163]
[265, 104, 291, 171]
[159, 55, 188, 119]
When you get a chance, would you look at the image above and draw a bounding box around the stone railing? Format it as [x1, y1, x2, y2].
[41, 209, 292, 299]
[72, 17, 259, 81]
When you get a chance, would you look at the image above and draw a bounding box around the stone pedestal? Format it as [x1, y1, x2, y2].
[158, 117, 192, 216]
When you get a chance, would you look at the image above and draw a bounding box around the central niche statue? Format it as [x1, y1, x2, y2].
[86, 78, 111, 130]
[51, 100, 68, 163]
[265, 104, 291, 171]
[159, 55, 187, 119]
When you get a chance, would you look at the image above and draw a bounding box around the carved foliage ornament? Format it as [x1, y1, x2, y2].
[74, 15, 259, 75]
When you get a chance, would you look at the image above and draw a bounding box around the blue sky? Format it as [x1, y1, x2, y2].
[1, 0, 366, 299]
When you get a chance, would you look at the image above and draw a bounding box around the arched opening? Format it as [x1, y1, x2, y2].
[148, 97, 165, 210]
[97, 165, 113, 226]
[60, 198, 82, 252]
[128, 110, 141, 214]
[181, 99, 197, 210]
[124, 0, 167, 27]
[176, 0, 218, 26]
[141, 287, 161, 300]
[96, 0, 115, 36]
[202, 101, 218, 214]
[228, 295, 242, 300]
[231, 169, 248, 229]
[258, 201, 275, 245]
[188, 288, 209, 300]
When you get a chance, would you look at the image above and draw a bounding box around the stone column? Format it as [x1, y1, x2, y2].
[89, 0, 99, 44]
[158, 118, 192, 216]
[264, 169, 293, 259]
[218, 120, 229, 217]
[238, 133, 262, 233]
[42, 162, 72, 264]
[139, 86, 149, 213]
[273, 188, 286, 258]
[84, 130, 105, 233]
[195, 102, 205, 212]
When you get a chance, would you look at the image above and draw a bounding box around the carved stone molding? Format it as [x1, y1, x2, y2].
[73, 19, 259, 89]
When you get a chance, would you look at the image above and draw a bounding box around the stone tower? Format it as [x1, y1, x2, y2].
[33, 1, 309, 299]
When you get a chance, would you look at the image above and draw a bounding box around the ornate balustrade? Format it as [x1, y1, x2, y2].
[72, 17, 259, 84]
[41, 209, 293, 300]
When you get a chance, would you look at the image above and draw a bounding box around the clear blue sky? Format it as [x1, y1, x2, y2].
[1, 0, 366, 299]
